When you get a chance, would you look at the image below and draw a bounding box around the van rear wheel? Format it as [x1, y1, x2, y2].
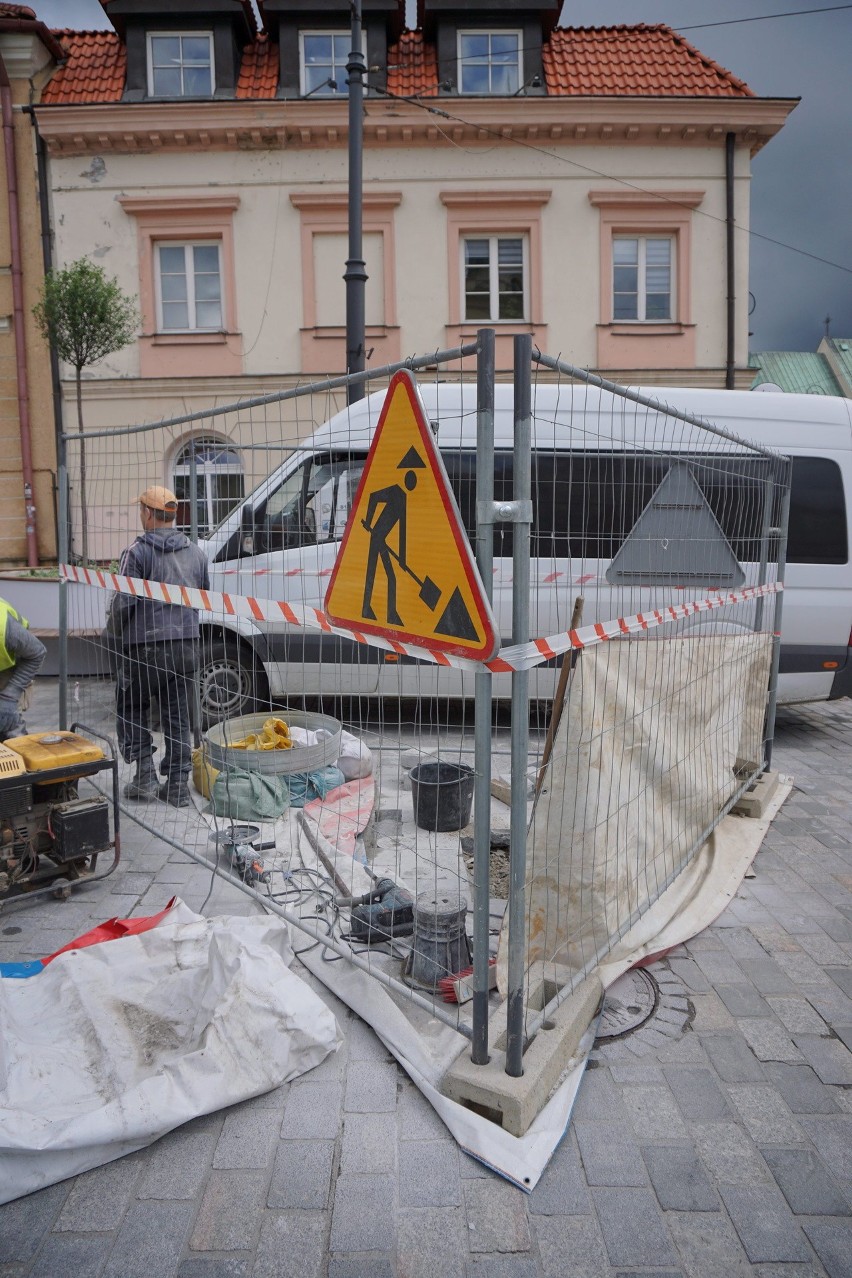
[199, 638, 268, 729]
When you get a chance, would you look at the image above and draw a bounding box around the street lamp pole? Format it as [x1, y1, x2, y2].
[345, 0, 367, 404]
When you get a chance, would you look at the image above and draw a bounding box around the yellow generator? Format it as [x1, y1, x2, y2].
[0, 726, 120, 905]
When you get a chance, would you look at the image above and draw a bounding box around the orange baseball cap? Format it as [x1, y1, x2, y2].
[137, 485, 178, 512]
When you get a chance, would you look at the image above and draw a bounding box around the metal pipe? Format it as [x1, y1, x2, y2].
[725, 132, 736, 390]
[505, 334, 532, 1077]
[189, 443, 199, 544]
[471, 327, 495, 1066]
[764, 457, 791, 768]
[754, 474, 773, 633]
[0, 55, 39, 565]
[533, 351, 778, 458]
[345, 0, 367, 404]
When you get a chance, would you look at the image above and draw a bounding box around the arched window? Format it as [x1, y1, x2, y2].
[172, 436, 244, 536]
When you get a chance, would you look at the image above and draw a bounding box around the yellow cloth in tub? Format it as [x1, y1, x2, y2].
[229, 717, 293, 752]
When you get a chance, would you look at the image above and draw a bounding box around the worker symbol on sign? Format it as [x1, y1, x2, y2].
[361, 447, 440, 625]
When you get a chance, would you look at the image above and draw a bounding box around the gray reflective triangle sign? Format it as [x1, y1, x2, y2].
[605, 461, 745, 588]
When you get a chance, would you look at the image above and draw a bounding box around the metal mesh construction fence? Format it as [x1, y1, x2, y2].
[52, 330, 788, 1113]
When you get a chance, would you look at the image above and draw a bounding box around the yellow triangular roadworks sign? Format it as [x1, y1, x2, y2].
[324, 371, 498, 661]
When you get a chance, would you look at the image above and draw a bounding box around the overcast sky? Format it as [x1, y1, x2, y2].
[33, 0, 852, 353]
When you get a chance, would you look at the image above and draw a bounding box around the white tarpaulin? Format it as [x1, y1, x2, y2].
[515, 634, 774, 986]
[0, 902, 341, 1205]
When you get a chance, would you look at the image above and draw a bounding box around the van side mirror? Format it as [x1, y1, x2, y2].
[240, 504, 257, 555]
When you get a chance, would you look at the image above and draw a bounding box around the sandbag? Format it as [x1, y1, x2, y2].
[210, 766, 290, 821]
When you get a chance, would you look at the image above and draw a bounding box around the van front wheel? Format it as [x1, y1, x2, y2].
[198, 638, 268, 729]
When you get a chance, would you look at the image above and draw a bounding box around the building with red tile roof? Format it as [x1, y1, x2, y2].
[20, 0, 797, 562]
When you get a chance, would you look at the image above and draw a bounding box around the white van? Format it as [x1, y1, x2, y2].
[196, 383, 852, 723]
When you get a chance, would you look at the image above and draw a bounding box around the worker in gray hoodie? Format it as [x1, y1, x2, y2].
[0, 598, 46, 741]
[108, 486, 210, 807]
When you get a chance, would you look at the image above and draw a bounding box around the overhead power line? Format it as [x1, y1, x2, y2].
[678, 4, 852, 31]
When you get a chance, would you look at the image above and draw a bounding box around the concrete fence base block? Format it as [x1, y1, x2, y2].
[441, 972, 603, 1137]
[732, 768, 780, 819]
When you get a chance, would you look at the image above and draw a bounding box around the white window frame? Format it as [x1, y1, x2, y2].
[457, 29, 522, 95]
[299, 30, 366, 97]
[172, 436, 244, 537]
[461, 233, 529, 323]
[154, 241, 223, 333]
[612, 234, 676, 323]
[147, 31, 214, 98]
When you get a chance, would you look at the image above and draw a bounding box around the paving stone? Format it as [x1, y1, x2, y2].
[396, 1083, 451, 1142]
[608, 1061, 666, 1084]
[774, 951, 834, 986]
[666, 1209, 754, 1277]
[28, 1234, 112, 1278]
[620, 1084, 690, 1143]
[761, 1061, 840, 1113]
[720, 1185, 812, 1263]
[663, 1067, 732, 1120]
[0, 1183, 69, 1263]
[54, 1155, 142, 1231]
[641, 1145, 719, 1211]
[340, 1113, 397, 1175]
[396, 1206, 468, 1278]
[701, 1034, 765, 1083]
[667, 958, 712, 993]
[761, 1146, 852, 1215]
[572, 1066, 630, 1121]
[267, 1140, 335, 1210]
[574, 1121, 647, 1187]
[279, 1080, 343, 1139]
[747, 957, 797, 996]
[213, 1106, 281, 1169]
[799, 1116, 852, 1181]
[802, 1220, 852, 1278]
[104, 1200, 194, 1278]
[399, 1140, 461, 1208]
[792, 1034, 852, 1083]
[689, 992, 736, 1033]
[327, 1258, 395, 1278]
[738, 1017, 805, 1063]
[657, 1035, 711, 1066]
[828, 966, 852, 998]
[767, 996, 832, 1035]
[177, 1261, 250, 1278]
[343, 1060, 398, 1113]
[592, 1187, 678, 1268]
[533, 1214, 609, 1278]
[527, 1135, 591, 1216]
[805, 985, 852, 1028]
[690, 1121, 772, 1187]
[692, 951, 747, 985]
[726, 1085, 806, 1145]
[466, 1258, 542, 1278]
[716, 983, 772, 1018]
[463, 1179, 531, 1253]
[137, 1122, 220, 1199]
[330, 1174, 396, 1253]
[253, 1211, 327, 1278]
[189, 1172, 267, 1251]
[797, 931, 851, 965]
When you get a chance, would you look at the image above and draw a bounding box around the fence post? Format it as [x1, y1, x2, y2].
[472, 327, 495, 1066]
[764, 457, 791, 768]
[505, 334, 532, 1077]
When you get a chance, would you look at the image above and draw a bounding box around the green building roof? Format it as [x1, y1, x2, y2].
[749, 350, 844, 396]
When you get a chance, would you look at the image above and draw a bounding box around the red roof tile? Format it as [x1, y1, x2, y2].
[236, 32, 278, 99]
[544, 25, 753, 98]
[387, 30, 439, 98]
[0, 4, 37, 18]
[42, 30, 125, 104]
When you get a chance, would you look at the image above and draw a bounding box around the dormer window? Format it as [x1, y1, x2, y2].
[147, 32, 214, 98]
[300, 31, 350, 97]
[458, 30, 521, 95]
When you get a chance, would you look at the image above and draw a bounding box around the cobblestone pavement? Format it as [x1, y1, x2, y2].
[1, 696, 851, 1277]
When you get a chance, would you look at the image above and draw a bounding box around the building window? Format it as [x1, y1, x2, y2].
[458, 31, 521, 95]
[463, 235, 527, 322]
[147, 32, 214, 97]
[173, 437, 244, 537]
[612, 236, 674, 321]
[300, 31, 351, 96]
[155, 243, 222, 332]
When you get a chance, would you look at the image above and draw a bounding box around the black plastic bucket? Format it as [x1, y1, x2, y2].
[410, 761, 475, 832]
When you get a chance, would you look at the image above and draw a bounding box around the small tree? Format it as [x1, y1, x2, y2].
[34, 258, 138, 564]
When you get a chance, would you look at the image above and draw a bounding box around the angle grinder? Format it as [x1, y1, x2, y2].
[208, 824, 274, 886]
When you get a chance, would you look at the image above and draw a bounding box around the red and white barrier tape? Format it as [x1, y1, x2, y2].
[60, 564, 782, 675]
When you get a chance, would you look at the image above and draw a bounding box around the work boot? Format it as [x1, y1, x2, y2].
[159, 776, 191, 808]
[124, 756, 159, 801]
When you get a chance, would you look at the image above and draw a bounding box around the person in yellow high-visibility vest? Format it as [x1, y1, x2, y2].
[0, 598, 46, 742]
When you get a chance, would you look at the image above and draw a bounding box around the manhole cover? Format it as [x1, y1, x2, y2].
[596, 969, 658, 1039]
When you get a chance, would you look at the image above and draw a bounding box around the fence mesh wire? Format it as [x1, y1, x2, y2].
[53, 341, 788, 1057]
